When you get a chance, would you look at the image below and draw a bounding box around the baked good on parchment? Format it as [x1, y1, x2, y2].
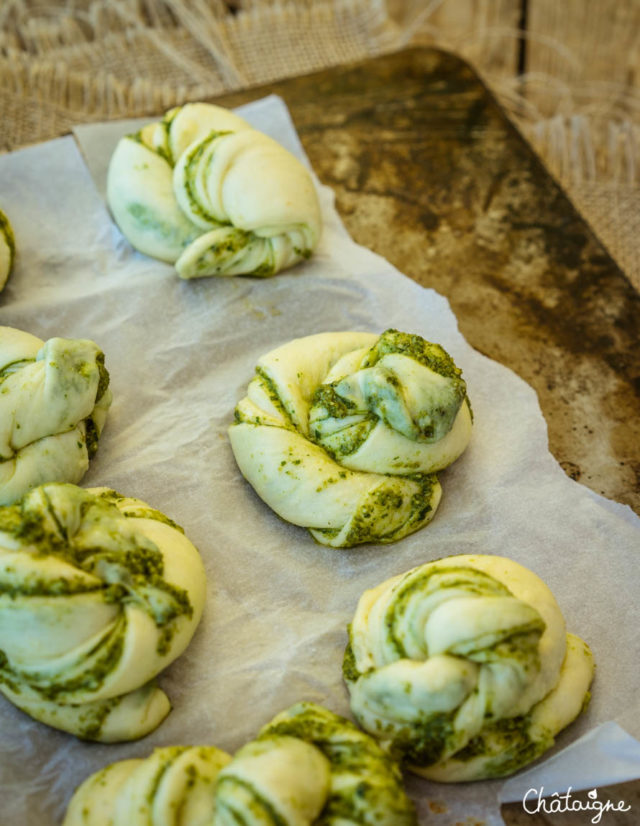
[62, 702, 417, 825]
[0, 483, 206, 742]
[343, 554, 594, 781]
[0, 326, 112, 505]
[107, 102, 322, 279]
[0, 208, 15, 291]
[229, 329, 472, 548]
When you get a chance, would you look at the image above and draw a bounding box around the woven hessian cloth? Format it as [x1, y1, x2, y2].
[1, 0, 639, 289]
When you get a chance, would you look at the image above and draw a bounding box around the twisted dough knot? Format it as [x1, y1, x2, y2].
[229, 329, 472, 547]
[107, 102, 322, 279]
[63, 703, 417, 826]
[0, 208, 15, 291]
[0, 483, 206, 742]
[344, 555, 595, 781]
[0, 326, 112, 505]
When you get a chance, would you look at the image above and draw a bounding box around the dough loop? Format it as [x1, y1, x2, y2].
[0, 326, 112, 505]
[230, 329, 472, 547]
[0, 208, 15, 291]
[0, 483, 206, 741]
[344, 554, 595, 780]
[107, 102, 322, 279]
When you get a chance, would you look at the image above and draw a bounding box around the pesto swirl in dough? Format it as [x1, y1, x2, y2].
[63, 702, 416, 825]
[0, 326, 112, 505]
[344, 554, 595, 781]
[0, 208, 15, 291]
[107, 102, 322, 278]
[0, 483, 206, 742]
[229, 329, 472, 547]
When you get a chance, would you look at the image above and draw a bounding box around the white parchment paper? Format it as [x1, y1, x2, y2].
[0, 96, 639, 826]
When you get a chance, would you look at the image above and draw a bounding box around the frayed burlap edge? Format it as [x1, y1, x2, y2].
[1, 0, 639, 287]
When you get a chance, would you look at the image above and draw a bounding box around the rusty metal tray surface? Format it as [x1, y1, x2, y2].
[213, 47, 639, 519]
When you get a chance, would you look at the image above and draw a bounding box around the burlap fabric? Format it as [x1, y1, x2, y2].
[1, 0, 639, 288]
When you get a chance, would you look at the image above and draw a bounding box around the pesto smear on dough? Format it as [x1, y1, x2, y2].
[0, 484, 192, 633]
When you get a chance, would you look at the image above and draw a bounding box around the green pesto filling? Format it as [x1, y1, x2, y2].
[0, 486, 192, 646]
[185, 229, 255, 276]
[144, 747, 191, 807]
[216, 776, 289, 826]
[126, 202, 199, 248]
[94, 489, 184, 534]
[313, 418, 376, 459]
[465, 629, 543, 671]
[362, 329, 464, 382]
[261, 705, 390, 774]
[292, 246, 312, 259]
[162, 107, 182, 163]
[0, 573, 100, 599]
[312, 473, 437, 547]
[181, 131, 231, 226]
[189, 228, 276, 277]
[319, 776, 415, 825]
[309, 386, 377, 459]
[84, 416, 99, 458]
[0, 650, 21, 694]
[455, 714, 532, 760]
[0, 614, 126, 701]
[261, 704, 415, 824]
[342, 638, 361, 684]
[385, 566, 512, 658]
[0, 208, 16, 272]
[129, 129, 164, 159]
[390, 710, 458, 767]
[310, 329, 468, 450]
[248, 242, 276, 277]
[254, 368, 294, 425]
[0, 358, 33, 385]
[94, 351, 110, 402]
[184, 762, 198, 790]
[206, 230, 250, 258]
[250, 261, 275, 277]
[76, 694, 125, 741]
[261, 708, 348, 758]
[312, 386, 357, 419]
[451, 713, 550, 778]
[406, 472, 439, 522]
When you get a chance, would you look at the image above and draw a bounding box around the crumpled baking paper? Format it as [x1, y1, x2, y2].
[0, 95, 638, 826]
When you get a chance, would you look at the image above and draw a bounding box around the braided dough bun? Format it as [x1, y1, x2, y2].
[0, 483, 206, 742]
[107, 102, 322, 279]
[63, 702, 417, 826]
[344, 554, 595, 781]
[229, 329, 472, 548]
[0, 326, 112, 505]
[0, 208, 15, 291]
